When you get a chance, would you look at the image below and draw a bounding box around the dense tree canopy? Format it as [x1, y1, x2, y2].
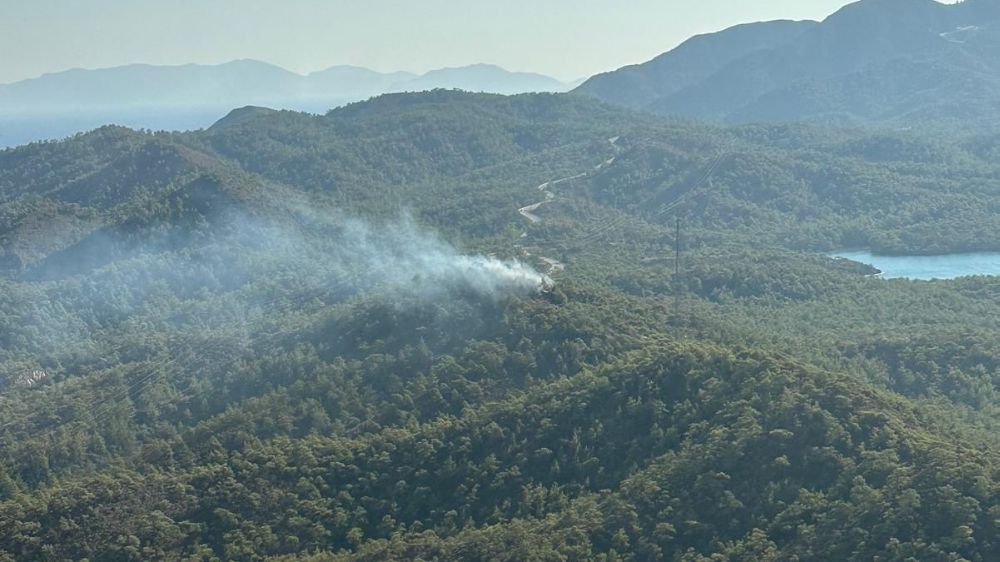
[0, 91, 999, 560]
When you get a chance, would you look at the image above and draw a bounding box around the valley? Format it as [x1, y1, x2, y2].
[0, 90, 998, 560]
[4, 0, 1000, 559]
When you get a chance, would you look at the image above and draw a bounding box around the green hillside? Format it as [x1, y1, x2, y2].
[1, 91, 999, 561]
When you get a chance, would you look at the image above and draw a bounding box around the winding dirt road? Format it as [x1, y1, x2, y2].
[517, 136, 623, 272]
[518, 136, 622, 224]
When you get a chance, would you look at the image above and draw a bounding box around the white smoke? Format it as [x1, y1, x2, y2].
[0, 203, 553, 387]
[329, 216, 552, 299]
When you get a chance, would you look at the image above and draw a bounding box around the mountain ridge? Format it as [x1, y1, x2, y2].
[576, 0, 1000, 128]
[0, 60, 577, 148]
[2, 90, 1000, 560]
[0, 59, 575, 109]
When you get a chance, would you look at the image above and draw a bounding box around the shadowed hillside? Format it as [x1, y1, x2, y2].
[577, 0, 1000, 129]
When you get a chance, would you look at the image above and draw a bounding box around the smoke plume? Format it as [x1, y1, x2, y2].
[328, 216, 552, 299]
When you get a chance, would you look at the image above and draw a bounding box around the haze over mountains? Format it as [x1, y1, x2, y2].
[0, 60, 575, 147]
[9, 0, 1000, 149]
[577, 0, 1000, 128]
[7, 0, 1000, 559]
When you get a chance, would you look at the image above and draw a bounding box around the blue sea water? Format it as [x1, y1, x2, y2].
[832, 251, 1000, 280]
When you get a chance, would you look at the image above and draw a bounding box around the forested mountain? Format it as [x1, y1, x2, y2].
[1, 91, 1000, 560]
[0, 61, 574, 148]
[573, 20, 817, 110]
[576, 0, 1000, 128]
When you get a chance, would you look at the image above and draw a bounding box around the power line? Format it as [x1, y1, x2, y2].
[674, 216, 682, 324]
[558, 145, 732, 253]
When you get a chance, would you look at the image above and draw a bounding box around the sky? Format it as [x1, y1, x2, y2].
[0, 0, 958, 85]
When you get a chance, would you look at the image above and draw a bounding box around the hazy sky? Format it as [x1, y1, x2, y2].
[0, 0, 956, 84]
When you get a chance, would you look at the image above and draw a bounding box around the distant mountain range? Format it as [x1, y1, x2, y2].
[576, 0, 1000, 128]
[0, 60, 576, 147]
[10, 0, 1000, 148]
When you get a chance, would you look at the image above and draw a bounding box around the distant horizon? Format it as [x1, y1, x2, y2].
[1, 0, 900, 86]
[1, 59, 579, 87]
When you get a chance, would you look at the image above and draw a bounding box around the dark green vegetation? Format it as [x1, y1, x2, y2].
[1, 91, 999, 560]
[577, 0, 1000, 129]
